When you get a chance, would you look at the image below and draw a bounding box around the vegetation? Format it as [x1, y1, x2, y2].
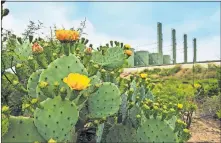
[1, 2, 220, 143]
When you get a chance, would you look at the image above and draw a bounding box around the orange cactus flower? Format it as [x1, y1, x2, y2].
[55, 30, 79, 41]
[32, 42, 43, 54]
[124, 50, 133, 56]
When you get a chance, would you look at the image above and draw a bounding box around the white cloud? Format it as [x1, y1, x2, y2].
[2, 2, 220, 64]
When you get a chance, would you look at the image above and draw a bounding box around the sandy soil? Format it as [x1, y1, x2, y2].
[188, 116, 221, 143]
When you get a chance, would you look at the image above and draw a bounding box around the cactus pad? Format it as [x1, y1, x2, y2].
[105, 124, 136, 142]
[33, 96, 78, 142]
[1, 114, 9, 137]
[15, 41, 32, 61]
[2, 116, 45, 142]
[136, 118, 178, 142]
[91, 47, 126, 69]
[34, 96, 79, 142]
[27, 70, 42, 98]
[96, 123, 104, 143]
[88, 82, 121, 118]
[37, 54, 88, 99]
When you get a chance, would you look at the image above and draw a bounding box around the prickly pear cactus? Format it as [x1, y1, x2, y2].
[1, 114, 9, 137]
[136, 118, 178, 143]
[37, 54, 88, 100]
[14, 41, 32, 61]
[105, 124, 137, 142]
[91, 47, 126, 69]
[2, 116, 45, 142]
[88, 82, 121, 118]
[27, 70, 42, 98]
[34, 96, 79, 142]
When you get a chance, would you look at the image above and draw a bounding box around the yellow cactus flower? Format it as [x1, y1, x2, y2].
[48, 138, 56, 143]
[32, 42, 43, 54]
[177, 103, 183, 109]
[124, 44, 131, 49]
[124, 50, 133, 56]
[55, 30, 79, 41]
[140, 73, 148, 79]
[63, 73, 90, 91]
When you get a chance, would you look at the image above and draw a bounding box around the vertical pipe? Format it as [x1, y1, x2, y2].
[157, 22, 163, 64]
[184, 34, 188, 63]
[193, 38, 197, 62]
[172, 29, 176, 64]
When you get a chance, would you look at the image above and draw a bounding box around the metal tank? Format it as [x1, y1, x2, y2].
[149, 53, 163, 65]
[134, 51, 149, 66]
[163, 55, 171, 64]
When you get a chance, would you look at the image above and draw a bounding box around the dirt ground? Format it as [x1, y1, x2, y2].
[188, 116, 221, 143]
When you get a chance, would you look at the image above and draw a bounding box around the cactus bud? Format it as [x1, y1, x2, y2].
[95, 83, 101, 88]
[29, 35, 34, 43]
[60, 87, 67, 100]
[22, 104, 30, 110]
[93, 64, 99, 69]
[81, 37, 85, 43]
[101, 69, 106, 73]
[32, 42, 44, 54]
[12, 80, 19, 86]
[16, 63, 23, 68]
[136, 114, 141, 119]
[110, 41, 113, 47]
[110, 71, 114, 75]
[89, 44, 93, 48]
[2, 8, 9, 17]
[129, 88, 134, 93]
[84, 39, 89, 45]
[2, 106, 9, 113]
[85, 47, 92, 54]
[17, 37, 23, 45]
[31, 98, 38, 104]
[39, 81, 48, 89]
[48, 138, 57, 143]
[94, 120, 99, 125]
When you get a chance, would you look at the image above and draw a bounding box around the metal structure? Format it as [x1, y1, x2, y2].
[172, 29, 176, 64]
[193, 38, 197, 63]
[163, 55, 171, 64]
[134, 51, 149, 66]
[184, 34, 188, 63]
[157, 22, 163, 64]
[131, 22, 199, 67]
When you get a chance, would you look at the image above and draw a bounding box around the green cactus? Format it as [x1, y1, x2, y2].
[36, 54, 88, 100]
[27, 70, 43, 98]
[105, 124, 137, 142]
[88, 82, 121, 118]
[118, 93, 128, 123]
[91, 47, 127, 70]
[14, 41, 32, 61]
[2, 116, 45, 142]
[1, 114, 9, 137]
[136, 118, 178, 142]
[34, 96, 79, 142]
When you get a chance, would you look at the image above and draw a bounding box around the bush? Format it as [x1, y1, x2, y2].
[199, 95, 221, 118]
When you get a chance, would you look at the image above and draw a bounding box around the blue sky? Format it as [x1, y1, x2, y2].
[3, 1, 220, 62]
